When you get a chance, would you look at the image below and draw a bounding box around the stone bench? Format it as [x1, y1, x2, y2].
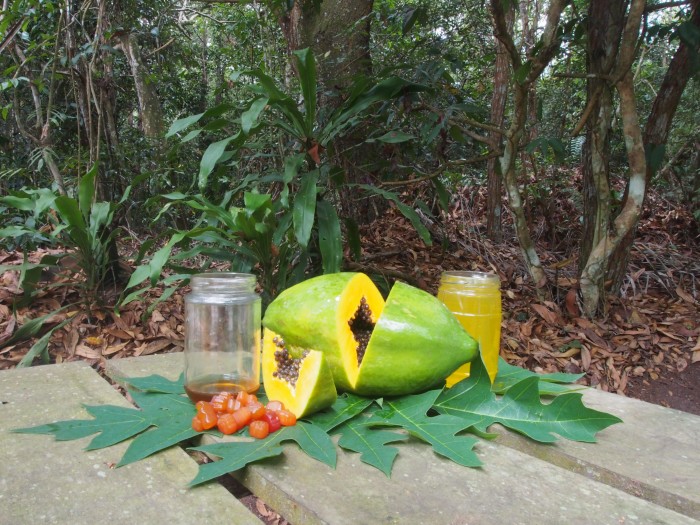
[0, 361, 260, 525]
[2, 353, 699, 524]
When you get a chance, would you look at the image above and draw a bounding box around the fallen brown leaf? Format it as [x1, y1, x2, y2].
[675, 286, 697, 305]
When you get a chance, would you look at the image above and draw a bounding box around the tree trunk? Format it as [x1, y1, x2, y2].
[279, 1, 376, 224]
[579, 0, 627, 275]
[579, 0, 646, 317]
[605, 0, 700, 290]
[280, 0, 373, 92]
[580, 70, 647, 315]
[486, 5, 514, 242]
[490, 0, 569, 292]
[117, 33, 165, 139]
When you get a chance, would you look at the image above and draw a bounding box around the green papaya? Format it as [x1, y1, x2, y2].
[263, 273, 477, 396]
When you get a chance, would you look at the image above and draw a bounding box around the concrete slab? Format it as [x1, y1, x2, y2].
[0, 361, 260, 525]
[106, 353, 700, 525]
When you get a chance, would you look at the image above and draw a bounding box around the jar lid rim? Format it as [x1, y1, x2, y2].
[441, 271, 500, 282]
[191, 272, 256, 280]
[190, 272, 257, 286]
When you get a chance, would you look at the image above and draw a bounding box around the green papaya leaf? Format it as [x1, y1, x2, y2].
[366, 389, 481, 467]
[14, 359, 623, 482]
[12, 405, 150, 443]
[189, 421, 336, 486]
[493, 357, 585, 395]
[121, 373, 185, 394]
[293, 170, 319, 249]
[316, 199, 342, 274]
[117, 393, 200, 466]
[311, 393, 374, 432]
[435, 358, 622, 443]
[188, 441, 284, 487]
[336, 414, 408, 477]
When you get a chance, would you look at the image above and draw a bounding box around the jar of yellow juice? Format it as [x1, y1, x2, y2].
[438, 271, 501, 386]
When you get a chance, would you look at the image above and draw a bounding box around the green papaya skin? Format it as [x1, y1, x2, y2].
[353, 281, 478, 396]
[263, 273, 359, 390]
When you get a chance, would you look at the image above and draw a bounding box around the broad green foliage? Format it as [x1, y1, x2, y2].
[0, 165, 141, 363]
[336, 417, 409, 476]
[366, 389, 481, 467]
[0, 165, 131, 291]
[191, 422, 337, 486]
[14, 358, 622, 485]
[435, 359, 622, 443]
[134, 48, 429, 304]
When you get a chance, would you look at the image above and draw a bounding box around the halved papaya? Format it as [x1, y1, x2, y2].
[263, 273, 478, 396]
[262, 328, 337, 418]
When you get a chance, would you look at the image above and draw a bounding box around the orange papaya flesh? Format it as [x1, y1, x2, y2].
[261, 328, 337, 418]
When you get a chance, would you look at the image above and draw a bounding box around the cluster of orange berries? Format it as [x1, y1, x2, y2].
[192, 391, 297, 439]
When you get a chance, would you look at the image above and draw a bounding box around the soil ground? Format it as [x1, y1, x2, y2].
[626, 361, 700, 415]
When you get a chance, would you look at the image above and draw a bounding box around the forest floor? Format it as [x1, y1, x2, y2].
[1, 184, 698, 417]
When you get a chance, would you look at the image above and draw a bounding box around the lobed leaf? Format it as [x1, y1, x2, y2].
[189, 421, 336, 486]
[435, 359, 622, 443]
[335, 414, 408, 477]
[492, 357, 585, 396]
[310, 393, 374, 433]
[366, 389, 481, 467]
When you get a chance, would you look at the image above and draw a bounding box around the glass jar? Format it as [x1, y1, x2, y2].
[438, 271, 502, 386]
[183, 273, 261, 403]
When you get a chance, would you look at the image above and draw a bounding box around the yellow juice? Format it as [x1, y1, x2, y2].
[438, 272, 501, 385]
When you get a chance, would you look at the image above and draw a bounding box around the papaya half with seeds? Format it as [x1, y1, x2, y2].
[263, 273, 478, 397]
[262, 328, 337, 418]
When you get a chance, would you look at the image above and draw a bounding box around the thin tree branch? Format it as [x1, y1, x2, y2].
[613, 0, 646, 83]
[490, 0, 522, 70]
[147, 37, 176, 57]
[526, 0, 571, 84]
[644, 1, 691, 13]
[378, 152, 502, 187]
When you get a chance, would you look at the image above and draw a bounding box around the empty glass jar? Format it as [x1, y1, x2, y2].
[183, 273, 261, 403]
